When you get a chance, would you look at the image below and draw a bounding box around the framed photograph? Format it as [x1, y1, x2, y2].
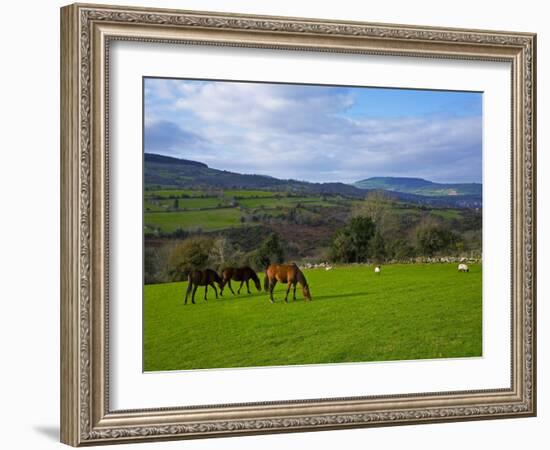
[60, 3, 536, 446]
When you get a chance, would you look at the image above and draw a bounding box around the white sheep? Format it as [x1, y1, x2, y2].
[458, 263, 469, 272]
[374, 266, 381, 274]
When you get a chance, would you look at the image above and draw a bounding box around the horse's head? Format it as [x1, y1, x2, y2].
[253, 277, 262, 292]
[302, 283, 312, 301]
[296, 269, 312, 301]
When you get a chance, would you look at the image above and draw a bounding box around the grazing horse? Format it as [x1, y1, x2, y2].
[184, 269, 223, 305]
[264, 263, 312, 303]
[220, 266, 261, 296]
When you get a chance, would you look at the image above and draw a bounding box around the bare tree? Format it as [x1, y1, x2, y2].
[353, 190, 392, 230]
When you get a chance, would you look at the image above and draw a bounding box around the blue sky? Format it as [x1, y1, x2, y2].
[144, 78, 482, 184]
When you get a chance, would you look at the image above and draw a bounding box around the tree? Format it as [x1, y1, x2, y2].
[416, 225, 458, 256]
[250, 233, 285, 270]
[167, 236, 214, 280]
[388, 238, 416, 260]
[370, 230, 387, 263]
[330, 216, 376, 263]
[208, 236, 232, 269]
[353, 191, 392, 229]
[173, 198, 179, 210]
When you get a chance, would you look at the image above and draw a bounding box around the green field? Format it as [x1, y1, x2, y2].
[145, 208, 243, 232]
[145, 197, 224, 212]
[143, 263, 482, 371]
[238, 196, 328, 208]
[145, 188, 280, 199]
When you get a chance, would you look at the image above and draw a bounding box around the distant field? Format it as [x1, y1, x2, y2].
[144, 208, 243, 232]
[145, 189, 204, 198]
[431, 209, 463, 220]
[238, 196, 329, 208]
[145, 197, 224, 212]
[144, 264, 482, 371]
[143, 188, 471, 234]
[144, 190, 344, 232]
[145, 188, 280, 199]
[222, 189, 280, 198]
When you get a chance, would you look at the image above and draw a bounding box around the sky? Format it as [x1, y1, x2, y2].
[143, 78, 482, 184]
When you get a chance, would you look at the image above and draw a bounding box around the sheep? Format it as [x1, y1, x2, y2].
[458, 263, 469, 272]
[374, 266, 381, 274]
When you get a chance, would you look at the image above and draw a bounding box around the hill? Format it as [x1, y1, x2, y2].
[354, 177, 481, 197]
[144, 153, 481, 208]
[144, 152, 208, 168]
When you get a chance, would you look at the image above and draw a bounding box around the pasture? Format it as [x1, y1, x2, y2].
[143, 188, 472, 236]
[143, 263, 482, 372]
[144, 208, 243, 232]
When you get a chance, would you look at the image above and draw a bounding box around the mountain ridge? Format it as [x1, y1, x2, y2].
[144, 153, 482, 208]
[354, 176, 481, 197]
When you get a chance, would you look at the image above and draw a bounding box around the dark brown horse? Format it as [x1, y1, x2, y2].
[184, 269, 223, 304]
[264, 263, 312, 303]
[220, 266, 261, 295]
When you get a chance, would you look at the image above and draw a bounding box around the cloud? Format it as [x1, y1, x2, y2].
[144, 120, 207, 155]
[144, 79, 482, 184]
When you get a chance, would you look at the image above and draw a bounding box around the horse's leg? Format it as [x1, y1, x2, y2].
[237, 280, 244, 294]
[227, 280, 235, 295]
[219, 279, 224, 296]
[191, 285, 198, 304]
[293, 283, 297, 301]
[269, 279, 277, 303]
[204, 284, 208, 301]
[185, 282, 193, 305]
[210, 282, 218, 299]
[284, 282, 292, 303]
[246, 279, 251, 294]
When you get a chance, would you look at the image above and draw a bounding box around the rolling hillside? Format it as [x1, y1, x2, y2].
[145, 153, 481, 208]
[354, 176, 481, 197]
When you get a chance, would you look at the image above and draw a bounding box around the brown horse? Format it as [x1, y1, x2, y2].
[184, 269, 223, 305]
[220, 266, 261, 295]
[264, 263, 312, 303]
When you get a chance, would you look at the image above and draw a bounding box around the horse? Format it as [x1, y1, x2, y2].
[264, 263, 312, 303]
[220, 266, 261, 296]
[184, 269, 223, 304]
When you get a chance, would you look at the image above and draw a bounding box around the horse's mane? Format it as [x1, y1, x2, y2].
[207, 268, 222, 283]
[296, 267, 308, 286]
[249, 269, 260, 283]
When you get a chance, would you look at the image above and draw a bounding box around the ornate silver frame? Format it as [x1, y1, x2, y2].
[60, 3, 536, 446]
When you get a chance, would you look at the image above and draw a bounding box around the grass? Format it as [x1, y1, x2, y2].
[144, 208, 243, 232]
[146, 189, 283, 199]
[143, 194, 342, 231]
[238, 196, 327, 208]
[145, 189, 205, 198]
[222, 189, 280, 198]
[145, 197, 223, 212]
[431, 209, 462, 220]
[143, 263, 482, 371]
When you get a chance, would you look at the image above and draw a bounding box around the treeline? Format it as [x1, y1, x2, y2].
[330, 192, 479, 264]
[145, 233, 285, 284]
[144, 192, 481, 284]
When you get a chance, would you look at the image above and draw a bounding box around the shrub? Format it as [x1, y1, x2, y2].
[167, 236, 214, 280]
[331, 216, 376, 263]
[416, 225, 459, 256]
